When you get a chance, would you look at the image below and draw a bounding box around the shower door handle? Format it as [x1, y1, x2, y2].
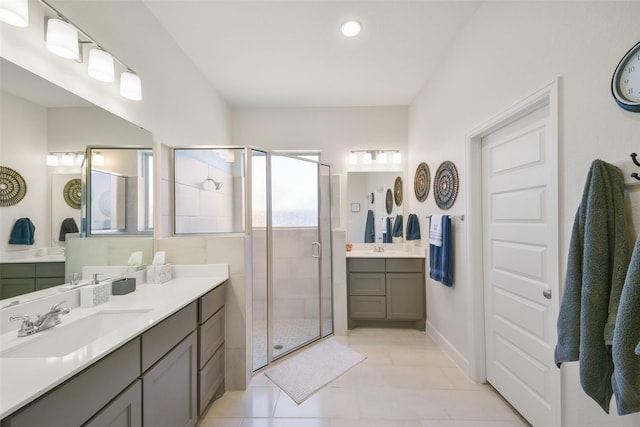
[311, 242, 321, 258]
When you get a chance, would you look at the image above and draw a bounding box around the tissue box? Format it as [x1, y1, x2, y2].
[112, 277, 136, 295]
[80, 282, 111, 307]
[147, 265, 172, 284]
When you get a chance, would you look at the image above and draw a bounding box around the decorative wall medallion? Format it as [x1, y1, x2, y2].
[414, 162, 430, 202]
[385, 188, 393, 214]
[0, 166, 27, 207]
[394, 176, 403, 206]
[434, 161, 459, 210]
[63, 178, 82, 209]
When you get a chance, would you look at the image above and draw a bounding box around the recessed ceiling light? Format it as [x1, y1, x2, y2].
[340, 20, 361, 37]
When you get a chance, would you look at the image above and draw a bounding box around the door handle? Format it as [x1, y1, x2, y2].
[311, 242, 321, 258]
[543, 289, 552, 299]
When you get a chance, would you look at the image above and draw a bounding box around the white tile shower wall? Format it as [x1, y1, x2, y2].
[174, 156, 235, 234]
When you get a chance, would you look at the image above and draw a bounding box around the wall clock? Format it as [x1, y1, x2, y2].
[611, 40, 640, 112]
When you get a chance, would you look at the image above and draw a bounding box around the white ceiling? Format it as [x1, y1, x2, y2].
[143, 1, 483, 108]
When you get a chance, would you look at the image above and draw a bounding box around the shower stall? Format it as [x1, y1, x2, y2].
[172, 147, 333, 372]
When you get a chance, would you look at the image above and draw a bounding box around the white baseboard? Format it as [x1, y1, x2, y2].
[426, 320, 473, 380]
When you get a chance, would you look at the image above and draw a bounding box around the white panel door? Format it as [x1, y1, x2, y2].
[482, 103, 560, 427]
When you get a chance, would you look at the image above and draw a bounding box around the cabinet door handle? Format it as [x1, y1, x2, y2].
[311, 242, 321, 258]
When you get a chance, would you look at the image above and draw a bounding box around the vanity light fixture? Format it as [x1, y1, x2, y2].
[88, 48, 114, 82]
[0, 0, 29, 27]
[14, 0, 143, 100]
[46, 151, 85, 167]
[340, 20, 361, 37]
[45, 17, 79, 59]
[349, 150, 402, 165]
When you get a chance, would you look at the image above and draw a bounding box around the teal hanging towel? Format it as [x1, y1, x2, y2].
[9, 217, 35, 245]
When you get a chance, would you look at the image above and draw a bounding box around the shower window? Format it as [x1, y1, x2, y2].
[252, 154, 319, 227]
[173, 148, 246, 234]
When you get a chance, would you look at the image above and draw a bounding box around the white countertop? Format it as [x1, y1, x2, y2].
[346, 243, 426, 258]
[0, 273, 227, 419]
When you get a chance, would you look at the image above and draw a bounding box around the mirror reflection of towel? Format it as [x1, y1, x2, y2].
[392, 215, 403, 238]
[59, 217, 79, 242]
[9, 218, 35, 245]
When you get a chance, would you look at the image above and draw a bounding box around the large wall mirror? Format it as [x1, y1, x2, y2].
[0, 57, 152, 304]
[346, 171, 405, 244]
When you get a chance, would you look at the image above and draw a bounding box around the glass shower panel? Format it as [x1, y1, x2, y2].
[270, 154, 321, 359]
[319, 164, 333, 337]
[251, 149, 269, 371]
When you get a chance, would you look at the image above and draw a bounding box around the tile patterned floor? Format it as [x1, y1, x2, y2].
[202, 328, 529, 427]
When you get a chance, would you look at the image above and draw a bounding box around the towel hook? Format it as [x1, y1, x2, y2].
[631, 153, 640, 181]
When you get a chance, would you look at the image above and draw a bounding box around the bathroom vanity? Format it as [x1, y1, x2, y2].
[346, 245, 426, 330]
[0, 266, 228, 427]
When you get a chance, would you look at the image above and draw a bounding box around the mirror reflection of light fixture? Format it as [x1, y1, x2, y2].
[393, 151, 402, 164]
[76, 153, 84, 166]
[88, 48, 115, 82]
[45, 18, 79, 60]
[348, 150, 402, 165]
[93, 152, 105, 166]
[120, 71, 142, 101]
[0, 0, 28, 27]
[61, 153, 74, 166]
[46, 153, 59, 166]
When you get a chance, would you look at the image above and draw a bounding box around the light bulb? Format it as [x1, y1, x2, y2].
[363, 152, 372, 164]
[378, 152, 388, 164]
[349, 152, 357, 164]
[88, 48, 114, 82]
[93, 152, 105, 166]
[120, 71, 142, 100]
[0, 0, 28, 27]
[46, 154, 59, 166]
[393, 152, 402, 164]
[46, 18, 79, 60]
[61, 153, 74, 166]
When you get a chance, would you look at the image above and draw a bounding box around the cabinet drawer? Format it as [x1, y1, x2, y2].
[199, 307, 224, 368]
[349, 296, 386, 319]
[0, 263, 35, 278]
[199, 282, 226, 323]
[348, 258, 385, 273]
[35, 262, 65, 277]
[386, 258, 424, 273]
[3, 338, 140, 427]
[348, 273, 385, 296]
[142, 302, 197, 372]
[198, 344, 225, 416]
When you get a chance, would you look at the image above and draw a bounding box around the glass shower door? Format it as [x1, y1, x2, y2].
[270, 154, 321, 359]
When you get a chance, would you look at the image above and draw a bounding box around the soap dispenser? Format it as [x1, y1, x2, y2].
[80, 273, 111, 307]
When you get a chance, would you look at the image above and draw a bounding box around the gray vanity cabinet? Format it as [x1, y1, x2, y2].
[347, 258, 425, 330]
[1, 338, 141, 427]
[0, 262, 65, 299]
[1, 283, 226, 427]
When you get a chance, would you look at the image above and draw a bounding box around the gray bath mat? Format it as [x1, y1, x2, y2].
[264, 338, 366, 404]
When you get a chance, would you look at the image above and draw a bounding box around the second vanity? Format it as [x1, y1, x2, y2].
[346, 244, 426, 331]
[0, 264, 228, 426]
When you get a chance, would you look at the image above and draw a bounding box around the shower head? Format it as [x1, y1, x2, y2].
[204, 177, 223, 190]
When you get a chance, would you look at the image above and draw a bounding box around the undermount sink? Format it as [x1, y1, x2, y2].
[0, 309, 152, 358]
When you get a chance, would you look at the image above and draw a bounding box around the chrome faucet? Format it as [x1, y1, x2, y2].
[91, 273, 103, 285]
[372, 244, 385, 252]
[9, 301, 71, 337]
